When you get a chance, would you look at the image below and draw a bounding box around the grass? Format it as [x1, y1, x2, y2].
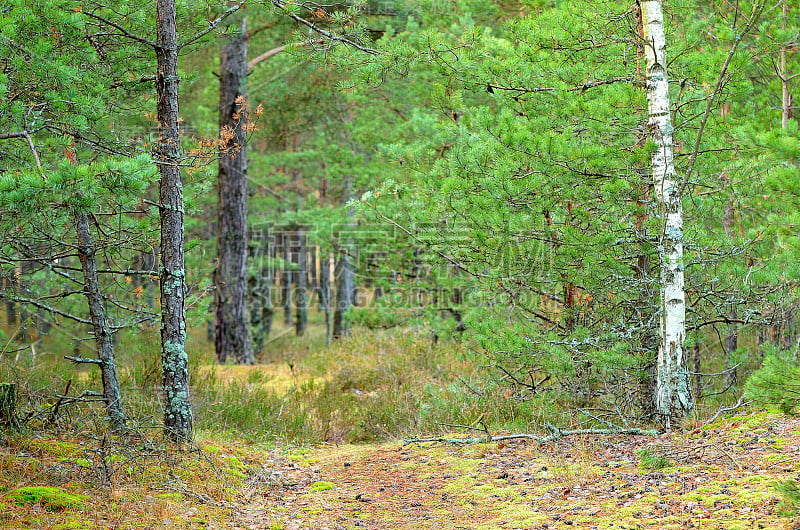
[2, 306, 560, 445]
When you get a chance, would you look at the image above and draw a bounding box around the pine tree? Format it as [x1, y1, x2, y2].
[215, 4, 254, 364]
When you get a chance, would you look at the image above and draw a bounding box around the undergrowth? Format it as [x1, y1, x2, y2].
[0, 318, 558, 446]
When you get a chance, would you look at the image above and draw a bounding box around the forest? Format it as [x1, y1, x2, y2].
[0, 0, 799, 528]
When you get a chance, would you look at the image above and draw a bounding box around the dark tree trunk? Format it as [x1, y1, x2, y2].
[332, 254, 355, 340]
[723, 322, 738, 388]
[691, 342, 702, 401]
[76, 212, 126, 431]
[2, 275, 16, 325]
[320, 252, 332, 346]
[18, 262, 28, 341]
[332, 178, 356, 340]
[295, 229, 308, 336]
[206, 303, 215, 343]
[250, 233, 273, 358]
[156, 0, 192, 443]
[310, 245, 319, 308]
[721, 203, 738, 388]
[5, 298, 15, 325]
[0, 383, 17, 429]
[215, 7, 253, 364]
[282, 231, 292, 327]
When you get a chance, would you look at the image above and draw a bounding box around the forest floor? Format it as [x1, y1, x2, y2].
[2, 410, 800, 529]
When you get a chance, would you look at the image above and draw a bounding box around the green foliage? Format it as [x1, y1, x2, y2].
[637, 449, 670, 471]
[744, 347, 800, 415]
[773, 479, 800, 516]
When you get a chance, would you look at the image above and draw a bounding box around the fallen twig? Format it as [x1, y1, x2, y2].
[402, 423, 657, 447]
[45, 378, 72, 426]
[702, 395, 751, 427]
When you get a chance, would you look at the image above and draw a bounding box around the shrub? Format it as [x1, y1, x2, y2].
[744, 347, 800, 415]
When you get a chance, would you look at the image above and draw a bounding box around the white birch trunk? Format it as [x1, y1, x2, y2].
[640, 0, 692, 426]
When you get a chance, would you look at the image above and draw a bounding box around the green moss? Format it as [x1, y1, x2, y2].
[309, 481, 335, 492]
[203, 444, 222, 454]
[57, 457, 93, 468]
[156, 492, 183, 501]
[53, 518, 94, 530]
[222, 455, 247, 480]
[8, 486, 87, 511]
[29, 440, 80, 458]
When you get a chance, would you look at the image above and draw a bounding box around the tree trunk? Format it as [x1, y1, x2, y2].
[640, 0, 692, 427]
[215, 6, 253, 365]
[310, 245, 319, 308]
[18, 262, 28, 341]
[250, 232, 273, 358]
[332, 246, 355, 340]
[75, 211, 126, 431]
[320, 252, 332, 346]
[156, 0, 192, 443]
[333, 175, 356, 340]
[295, 229, 308, 336]
[721, 203, 738, 388]
[0, 383, 17, 429]
[723, 314, 738, 388]
[282, 231, 292, 327]
[3, 275, 16, 325]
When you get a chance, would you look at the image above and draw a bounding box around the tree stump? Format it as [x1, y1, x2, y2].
[0, 383, 17, 428]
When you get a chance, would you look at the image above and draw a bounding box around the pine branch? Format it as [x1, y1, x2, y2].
[12, 297, 117, 327]
[85, 10, 156, 48]
[269, 0, 380, 55]
[179, 0, 248, 50]
[247, 39, 324, 72]
[0, 129, 45, 178]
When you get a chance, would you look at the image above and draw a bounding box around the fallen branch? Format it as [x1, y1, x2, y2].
[702, 395, 751, 427]
[45, 379, 72, 427]
[402, 423, 657, 447]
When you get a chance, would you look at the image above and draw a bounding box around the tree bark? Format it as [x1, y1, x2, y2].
[0, 383, 17, 429]
[3, 275, 16, 325]
[721, 203, 738, 388]
[156, 0, 192, 443]
[320, 252, 332, 346]
[282, 231, 292, 326]
[215, 6, 254, 364]
[333, 181, 356, 340]
[75, 211, 126, 432]
[640, 0, 692, 427]
[250, 232, 273, 357]
[295, 229, 308, 336]
[18, 262, 28, 341]
[310, 245, 319, 308]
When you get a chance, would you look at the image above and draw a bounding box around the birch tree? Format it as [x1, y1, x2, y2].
[640, 0, 692, 425]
